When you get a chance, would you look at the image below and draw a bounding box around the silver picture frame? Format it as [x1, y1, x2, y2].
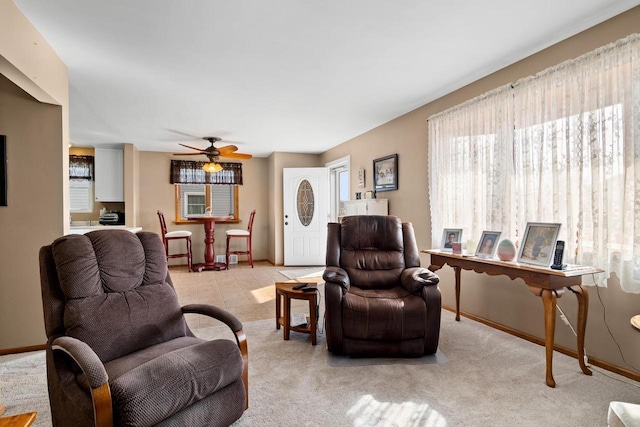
[517, 222, 561, 267]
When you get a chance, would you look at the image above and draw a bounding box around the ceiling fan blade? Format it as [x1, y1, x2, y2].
[166, 129, 202, 140]
[217, 145, 239, 155]
[220, 152, 252, 159]
[173, 152, 207, 156]
[179, 143, 208, 152]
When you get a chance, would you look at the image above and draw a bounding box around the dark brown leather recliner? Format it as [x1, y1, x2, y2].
[323, 215, 441, 357]
[39, 230, 248, 426]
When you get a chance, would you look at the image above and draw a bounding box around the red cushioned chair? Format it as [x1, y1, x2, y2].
[157, 210, 192, 272]
[226, 210, 256, 268]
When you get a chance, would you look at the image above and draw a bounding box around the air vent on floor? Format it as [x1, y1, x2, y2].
[216, 255, 238, 264]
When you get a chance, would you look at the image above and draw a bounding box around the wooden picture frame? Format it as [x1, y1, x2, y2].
[517, 222, 561, 267]
[0, 136, 6, 206]
[373, 154, 398, 192]
[475, 230, 501, 258]
[441, 228, 462, 251]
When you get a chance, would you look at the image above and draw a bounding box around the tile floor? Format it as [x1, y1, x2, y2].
[169, 261, 323, 331]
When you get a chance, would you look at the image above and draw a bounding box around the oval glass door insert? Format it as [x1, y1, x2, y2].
[296, 179, 315, 226]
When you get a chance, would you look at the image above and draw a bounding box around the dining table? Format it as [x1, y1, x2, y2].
[191, 215, 232, 272]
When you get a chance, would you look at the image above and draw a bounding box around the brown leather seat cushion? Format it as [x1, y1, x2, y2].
[342, 286, 427, 341]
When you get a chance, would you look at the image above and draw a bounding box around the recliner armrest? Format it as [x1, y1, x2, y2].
[52, 336, 108, 389]
[181, 304, 249, 409]
[181, 304, 243, 333]
[323, 266, 350, 292]
[52, 336, 114, 427]
[401, 267, 440, 293]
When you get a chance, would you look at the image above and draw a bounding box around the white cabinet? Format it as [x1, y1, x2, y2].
[94, 148, 124, 202]
[341, 199, 388, 218]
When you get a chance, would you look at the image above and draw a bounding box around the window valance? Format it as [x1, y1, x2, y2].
[170, 160, 243, 185]
[69, 155, 94, 180]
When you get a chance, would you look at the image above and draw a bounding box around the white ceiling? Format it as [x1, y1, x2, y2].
[13, 0, 640, 157]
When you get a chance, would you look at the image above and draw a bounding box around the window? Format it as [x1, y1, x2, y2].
[326, 155, 350, 222]
[428, 34, 640, 292]
[69, 180, 93, 212]
[69, 154, 95, 213]
[177, 184, 238, 219]
[170, 160, 243, 222]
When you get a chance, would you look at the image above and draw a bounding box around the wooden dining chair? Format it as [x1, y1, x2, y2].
[157, 210, 193, 271]
[226, 210, 256, 268]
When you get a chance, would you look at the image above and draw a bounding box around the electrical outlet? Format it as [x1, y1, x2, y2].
[559, 312, 570, 325]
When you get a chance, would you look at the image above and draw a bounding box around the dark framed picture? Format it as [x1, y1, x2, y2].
[475, 230, 501, 258]
[441, 228, 462, 251]
[373, 154, 398, 192]
[0, 136, 6, 206]
[517, 222, 561, 267]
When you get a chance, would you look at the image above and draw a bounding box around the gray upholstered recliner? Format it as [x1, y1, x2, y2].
[323, 215, 441, 357]
[39, 230, 248, 427]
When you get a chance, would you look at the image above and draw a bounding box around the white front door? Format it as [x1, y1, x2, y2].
[283, 167, 329, 266]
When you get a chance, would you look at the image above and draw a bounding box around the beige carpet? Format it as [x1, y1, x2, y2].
[2, 309, 639, 426]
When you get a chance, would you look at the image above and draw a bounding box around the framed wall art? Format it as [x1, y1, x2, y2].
[517, 222, 561, 266]
[373, 154, 398, 192]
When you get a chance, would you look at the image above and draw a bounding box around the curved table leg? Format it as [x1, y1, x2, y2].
[571, 285, 593, 376]
[529, 285, 559, 388]
[541, 288, 558, 388]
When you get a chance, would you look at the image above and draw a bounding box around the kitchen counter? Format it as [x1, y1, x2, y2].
[68, 225, 143, 235]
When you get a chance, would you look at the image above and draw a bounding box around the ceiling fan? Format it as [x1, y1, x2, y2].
[173, 136, 252, 173]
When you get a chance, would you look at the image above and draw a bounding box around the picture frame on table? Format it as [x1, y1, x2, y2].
[475, 231, 501, 258]
[373, 154, 398, 192]
[441, 228, 462, 251]
[517, 222, 561, 267]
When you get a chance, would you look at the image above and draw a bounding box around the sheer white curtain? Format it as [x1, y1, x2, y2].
[428, 34, 640, 292]
[428, 85, 515, 250]
[513, 34, 640, 292]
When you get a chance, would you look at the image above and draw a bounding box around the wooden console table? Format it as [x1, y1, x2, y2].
[424, 249, 603, 388]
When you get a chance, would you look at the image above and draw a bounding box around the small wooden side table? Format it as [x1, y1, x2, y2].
[275, 282, 318, 345]
[0, 412, 37, 427]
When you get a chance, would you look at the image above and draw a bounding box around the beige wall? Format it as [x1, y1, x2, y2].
[137, 151, 269, 265]
[266, 152, 322, 265]
[321, 7, 640, 372]
[0, 75, 63, 349]
[0, 0, 68, 350]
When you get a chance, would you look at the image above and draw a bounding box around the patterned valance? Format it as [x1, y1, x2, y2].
[170, 160, 243, 185]
[69, 155, 94, 180]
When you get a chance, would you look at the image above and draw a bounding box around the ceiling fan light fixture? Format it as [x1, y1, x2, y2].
[202, 162, 223, 173]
